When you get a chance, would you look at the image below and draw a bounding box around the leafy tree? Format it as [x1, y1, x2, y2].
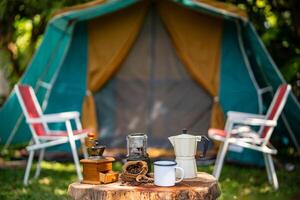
[0, 0, 90, 104]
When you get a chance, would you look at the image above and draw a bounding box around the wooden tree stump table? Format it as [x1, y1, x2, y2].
[68, 172, 220, 200]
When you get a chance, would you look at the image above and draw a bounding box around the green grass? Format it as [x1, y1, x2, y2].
[201, 164, 300, 200]
[0, 161, 299, 200]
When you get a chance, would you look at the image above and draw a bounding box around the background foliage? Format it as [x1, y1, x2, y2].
[0, 0, 299, 105]
[0, 0, 90, 104]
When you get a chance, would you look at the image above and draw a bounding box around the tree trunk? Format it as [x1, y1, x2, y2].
[68, 172, 220, 200]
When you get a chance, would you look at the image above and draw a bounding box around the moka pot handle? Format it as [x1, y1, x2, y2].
[196, 136, 209, 158]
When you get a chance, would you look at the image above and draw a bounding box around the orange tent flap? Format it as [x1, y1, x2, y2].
[158, 1, 224, 128]
[82, 1, 149, 132]
[158, 1, 223, 97]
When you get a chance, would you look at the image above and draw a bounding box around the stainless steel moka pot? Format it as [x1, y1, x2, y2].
[168, 129, 209, 178]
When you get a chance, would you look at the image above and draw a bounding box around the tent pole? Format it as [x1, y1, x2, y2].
[236, 20, 263, 114]
[281, 112, 300, 154]
[1, 114, 24, 153]
[40, 26, 74, 111]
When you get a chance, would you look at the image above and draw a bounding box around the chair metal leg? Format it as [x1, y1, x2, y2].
[266, 154, 279, 190]
[34, 148, 45, 179]
[74, 118, 88, 159]
[69, 139, 83, 181]
[80, 138, 88, 159]
[263, 153, 272, 184]
[66, 119, 83, 181]
[213, 140, 230, 179]
[24, 150, 34, 185]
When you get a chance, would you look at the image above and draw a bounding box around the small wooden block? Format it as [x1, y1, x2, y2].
[99, 171, 119, 184]
[80, 157, 115, 185]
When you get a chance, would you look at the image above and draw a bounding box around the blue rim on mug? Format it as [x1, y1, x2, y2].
[153, 160, 177, 166]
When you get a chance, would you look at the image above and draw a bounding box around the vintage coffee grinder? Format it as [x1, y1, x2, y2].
[126, 133, 151, 172]
[168, 129, 209, 178]
[80, 133, 118, 184]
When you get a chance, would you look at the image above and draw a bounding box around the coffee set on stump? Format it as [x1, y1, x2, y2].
[80, 129, 208, 186]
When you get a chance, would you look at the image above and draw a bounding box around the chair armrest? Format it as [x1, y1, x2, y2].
[230, 117, 277, 127]
[43, 112, 80, 119]
[27, 112, 80, 124]
[227, 111, 265, 120]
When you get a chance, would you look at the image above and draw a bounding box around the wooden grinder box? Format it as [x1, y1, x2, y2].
[80, 157, 118, 184]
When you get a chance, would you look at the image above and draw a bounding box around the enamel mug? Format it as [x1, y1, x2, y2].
[153, 161, 184, 187]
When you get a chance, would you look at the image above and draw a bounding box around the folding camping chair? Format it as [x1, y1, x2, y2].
[15, 84, 89, 185]
[208, 84, 291, 190]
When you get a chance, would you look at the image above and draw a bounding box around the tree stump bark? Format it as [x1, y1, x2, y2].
[68, 172, 220, 200]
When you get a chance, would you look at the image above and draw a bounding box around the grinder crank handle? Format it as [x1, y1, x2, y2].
[196, 136, 209, 158]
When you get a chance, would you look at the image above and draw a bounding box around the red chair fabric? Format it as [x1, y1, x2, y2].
[18, 85, 46, 136]
[261, 84, 288, 138]
[208, 128, 227, 137]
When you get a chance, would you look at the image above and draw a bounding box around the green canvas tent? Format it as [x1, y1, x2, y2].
[1, 0, 299, 165]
